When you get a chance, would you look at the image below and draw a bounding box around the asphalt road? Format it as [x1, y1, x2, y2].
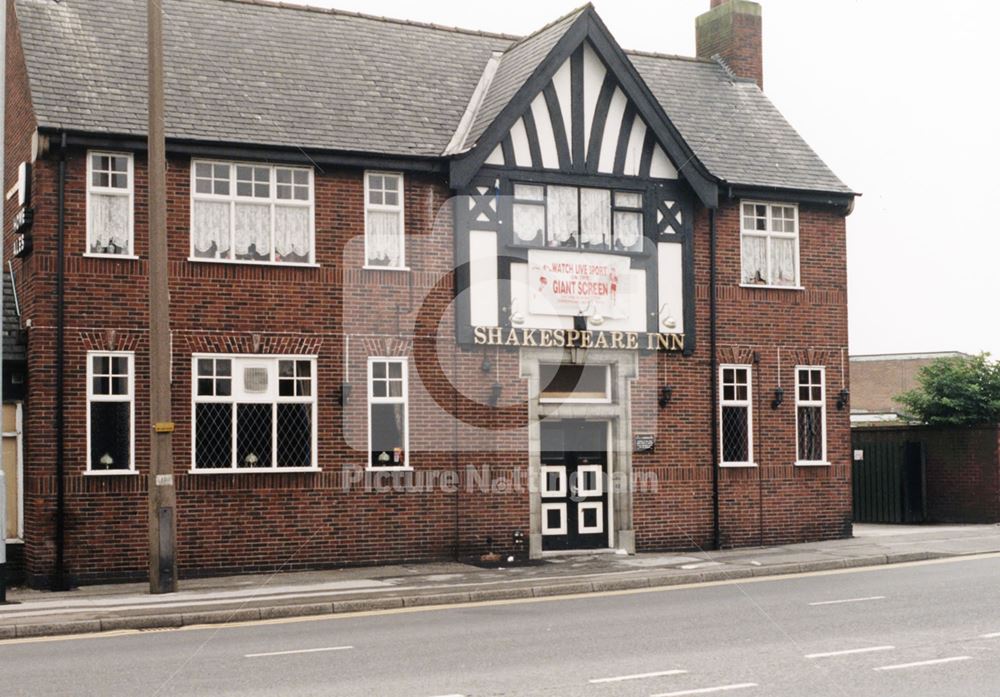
[4, 555, 1000, 697]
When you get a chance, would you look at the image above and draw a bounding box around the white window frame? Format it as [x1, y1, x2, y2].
[739, 200, 801, 289]
[795, 365, 828, 466]
[86, 351, 137, 475]
[367, 357, 410, 470]
[3, 403, 24, 542]
[189, 160, 316, 266]
[363, 171, 407, 271]
[190, 354, 319, 472]
[86, 151, 136, 258]
[538, 364, 612, 404]
[719, 364, 754, 467]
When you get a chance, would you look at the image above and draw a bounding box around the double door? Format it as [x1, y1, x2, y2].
[540, 419, 609, 551]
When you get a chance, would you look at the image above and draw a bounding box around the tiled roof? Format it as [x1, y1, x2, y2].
[15, 0, 851, 194]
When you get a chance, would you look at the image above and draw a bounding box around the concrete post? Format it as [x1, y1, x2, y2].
[1, 468, 7, 603]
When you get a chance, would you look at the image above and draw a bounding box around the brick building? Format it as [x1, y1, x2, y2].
[4, 0, 854, 586]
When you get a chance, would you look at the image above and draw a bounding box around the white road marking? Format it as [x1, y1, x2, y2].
[426, 694, 465, 697]
[980, 632, 1000, 639]
[650, 684, 758, 696]
[805, 645, 895, 659]
[588, 669, 687, 683]
[873, 656, 972, 672]
[244, 645, 353, 658]
[808, 595, 885, 606]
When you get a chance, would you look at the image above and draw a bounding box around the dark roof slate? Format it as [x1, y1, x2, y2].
[15, 0, 851, 194]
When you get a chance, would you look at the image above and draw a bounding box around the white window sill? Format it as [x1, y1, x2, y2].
[84, 469, 139, 476]
[5, 538, 24, 545]
[739, 284, 804, 291]
[795, 461, 831, 467]
[188, 467, 321, 474]
[187, 257, 319, 268]
[365, 466, 414, 472]
[719, 462, 758, 468]
[363, 265, 410, 272]
[84, 253, 139, 260]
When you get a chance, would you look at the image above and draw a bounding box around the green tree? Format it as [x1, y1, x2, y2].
[896, 353, 1000, 425]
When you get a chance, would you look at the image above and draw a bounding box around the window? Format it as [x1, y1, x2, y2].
[365, 172, 405, 268]
[368, 358, 408, 468]
[87, 352, 134, 472]
[796, 367, 827, 464]
[740, 201, 799, 287]
[539, 364, 610, 403]
[720, 365, 753, 466]
[192, 356, 316, 470]
[87, 152, 134, 256]
[190, 160, 314, 264]
[511, 183, 643, 252]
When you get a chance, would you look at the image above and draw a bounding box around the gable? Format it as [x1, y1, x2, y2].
[481, 43, 679, 180]
[449, 7, 718, 206]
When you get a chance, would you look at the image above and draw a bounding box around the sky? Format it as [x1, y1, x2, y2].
[296, 0, 1000, 358]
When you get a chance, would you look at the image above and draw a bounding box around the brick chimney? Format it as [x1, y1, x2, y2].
[696, 0, 763, 89]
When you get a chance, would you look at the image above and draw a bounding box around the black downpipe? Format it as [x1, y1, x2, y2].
[709, 208, 721, 550]
[53, 133, 69, 590]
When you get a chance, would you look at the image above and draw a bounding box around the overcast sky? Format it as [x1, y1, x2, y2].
[300, 0, 999, 358]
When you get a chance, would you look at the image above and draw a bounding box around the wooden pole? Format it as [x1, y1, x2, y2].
[147, 0, 177, 594]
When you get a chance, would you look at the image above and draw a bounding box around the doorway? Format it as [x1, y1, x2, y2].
[540, 419, 610, 551]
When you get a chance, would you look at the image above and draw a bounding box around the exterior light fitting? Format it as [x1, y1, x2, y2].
[658, 385, 673, 408]
[837, 388, 850, 411]
[771, 387, 784, 409]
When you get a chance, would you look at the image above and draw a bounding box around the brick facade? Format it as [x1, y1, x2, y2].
[4, 0, 853, 586]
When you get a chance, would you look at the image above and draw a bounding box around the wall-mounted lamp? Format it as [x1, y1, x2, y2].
[836, 388, 850, 411]
[480, 353, 492, 373]
[488, 382, 503, 407]
[339, 382, 353, 406]
[771, 387, 784, 410]
[658, 385, 673, 408]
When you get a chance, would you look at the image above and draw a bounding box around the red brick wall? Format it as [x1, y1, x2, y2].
[922, 426, 1000, 523]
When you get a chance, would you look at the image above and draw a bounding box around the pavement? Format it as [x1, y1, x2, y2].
[2, 523, 999, 641]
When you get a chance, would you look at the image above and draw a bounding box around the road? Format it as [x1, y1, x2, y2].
[4, 555, 1000, 696]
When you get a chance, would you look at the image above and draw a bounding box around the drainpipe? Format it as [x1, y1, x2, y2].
[53, 132, 68, 590]
[709, 208, 720, 550]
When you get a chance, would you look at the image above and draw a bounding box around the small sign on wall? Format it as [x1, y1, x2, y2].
[853, 449, 864, 461]
[634, 434, 655, 453]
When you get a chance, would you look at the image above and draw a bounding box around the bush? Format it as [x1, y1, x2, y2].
[896, 353, 1000, 426]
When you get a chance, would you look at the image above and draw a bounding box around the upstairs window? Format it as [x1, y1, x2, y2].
[192, 356, 316, 470]
[368, 358, 408, 468]
[87, 152, 134, 256]
[365, 172, 405, 268]
[720, 365, 753, 466]
[88, 352, 134, 472]
[741, 201, 799, 287]
[512, 183, 643, 253]
[190, 161, 314, 264]
[796, 367, 827, 464]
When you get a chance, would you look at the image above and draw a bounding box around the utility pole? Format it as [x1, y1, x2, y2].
[147, 0, 177, 593]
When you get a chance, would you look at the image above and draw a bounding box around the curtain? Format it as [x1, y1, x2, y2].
[741, 235, 767, 284]
[274, 205, 310, 262]
[366, 210, 401, 266]
[546, 186, 578, 246]
[192, 200, 231, 258]
[580, 189, 610, 248]
[614, 210, 642, 251]
[234, 203, 271, 259]
[771, 237, 796, 285]
[513, 202, 544, 243]
[89, 193, 130, 253]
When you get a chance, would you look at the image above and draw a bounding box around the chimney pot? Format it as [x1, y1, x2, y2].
[696, 0, 764, 89]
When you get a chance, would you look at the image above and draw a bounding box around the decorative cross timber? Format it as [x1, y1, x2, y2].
[657, 199, 684, 236]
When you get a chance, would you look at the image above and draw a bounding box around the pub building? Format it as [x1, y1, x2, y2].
[3, 0, 854, 585]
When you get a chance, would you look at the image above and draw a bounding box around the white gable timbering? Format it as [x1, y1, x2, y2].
[481, 43, 679, 179]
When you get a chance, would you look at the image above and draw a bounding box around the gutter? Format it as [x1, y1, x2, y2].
[53, 132, 69, 590]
